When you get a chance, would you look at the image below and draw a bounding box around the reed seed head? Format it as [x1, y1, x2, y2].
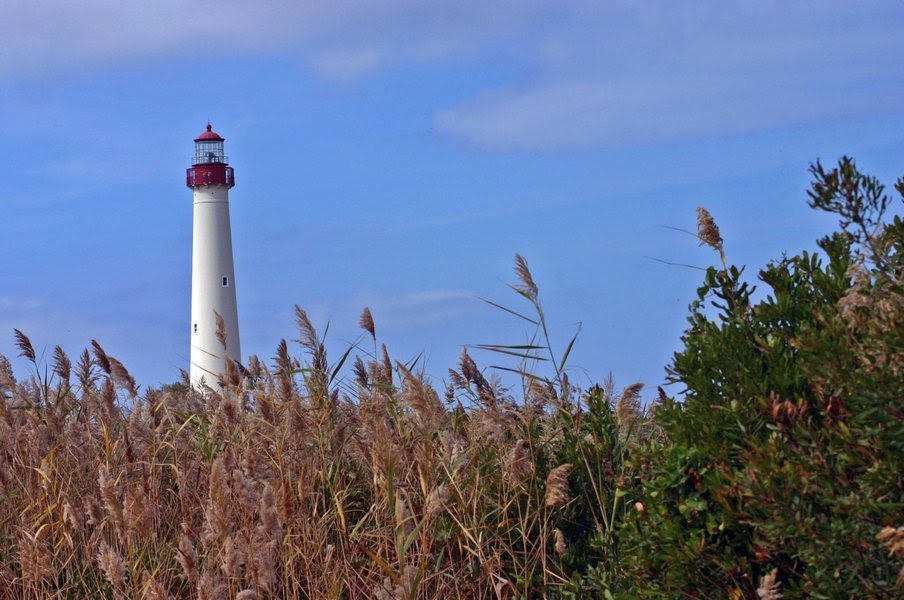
[513, 253, 538, 300]
[756, 568, 782, 600]
[545, 463, 572, 509]
[553, 528, 567, 556]
[696, 206, 722, 250]
[359, 307, 376, 340]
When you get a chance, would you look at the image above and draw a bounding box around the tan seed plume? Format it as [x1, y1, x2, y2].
[696, 206, 722, 250]
[514, 253, 538, 300]
[359, 307, 376, 340]
[553, 528, 567, 556]
[545, 463, 572, 509]
[756, 568, 782, 599]
[615, 382, 644, 427]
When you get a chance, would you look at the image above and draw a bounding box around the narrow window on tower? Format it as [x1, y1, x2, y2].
[222, 276, 229, 287]
[193, 323, 198, 334]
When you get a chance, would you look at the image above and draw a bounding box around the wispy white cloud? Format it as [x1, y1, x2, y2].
[309, 49, 382, 83]
[0, 1, 531, 81]
[2, 1, 901, 152]
[0, 297, 45, 313]
[435, 4, 904, 151]
[352, 289, 477, 330]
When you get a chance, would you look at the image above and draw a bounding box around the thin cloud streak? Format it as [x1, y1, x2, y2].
[3, 2, 902, 151]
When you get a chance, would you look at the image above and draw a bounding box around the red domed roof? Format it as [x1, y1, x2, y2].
[194, 123, 224, 142]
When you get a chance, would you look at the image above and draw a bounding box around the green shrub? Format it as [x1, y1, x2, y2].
[621, 158, 903, 598]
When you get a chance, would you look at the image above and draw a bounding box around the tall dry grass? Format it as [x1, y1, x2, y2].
[0, 257, 650, 599]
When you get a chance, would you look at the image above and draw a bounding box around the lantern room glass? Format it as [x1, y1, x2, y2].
[194, 140, 226, 165]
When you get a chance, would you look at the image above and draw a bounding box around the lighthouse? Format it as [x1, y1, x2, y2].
[187, 124, 240, 387]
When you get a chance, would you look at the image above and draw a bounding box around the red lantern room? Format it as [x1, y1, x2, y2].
[186, 124, 235, 189]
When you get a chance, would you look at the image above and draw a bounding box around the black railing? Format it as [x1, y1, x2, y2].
[191, 155, 229, 166]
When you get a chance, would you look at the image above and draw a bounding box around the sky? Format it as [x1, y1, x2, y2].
[1, 1, 903, 398]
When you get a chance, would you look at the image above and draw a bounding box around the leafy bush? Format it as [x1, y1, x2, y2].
[621, 158, 903, 598]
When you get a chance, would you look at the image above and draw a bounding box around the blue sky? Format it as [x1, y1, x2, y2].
[1, 1, 903, 396]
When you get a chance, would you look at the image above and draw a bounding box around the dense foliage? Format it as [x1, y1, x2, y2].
[0, 158, 900, 598]
[619, 158, 903, 597]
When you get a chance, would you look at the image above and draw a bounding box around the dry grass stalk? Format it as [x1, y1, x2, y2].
[0, 310, 657, 597]
[214, 311, 227, 350]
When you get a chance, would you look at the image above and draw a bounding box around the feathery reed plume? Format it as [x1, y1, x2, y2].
[142, 573, 169, 600]
[398, 363, 443, 430]
[380, 343, 393, 384]
[176, 523, 197, 582]
[553, 529, 567, 557]
[259, 483, 282, 542]
[253, 537, 279, 593]
[62, 498, 84, 534]
[294, 305, 328, 379]
[878, 526, 904, 558]
[513, 253, 538, 300]
[75, 348, 96, 390]
[221, 534, 244, 579]
[108, 356, 138, 396]
[877, 526, 904, 587]
[615, 382, 644, 427]
[91, 339, 112, 374]
[293, 305, 319, 355]
[12, 329, 35, 363]
[125, 484, 153, 543]
[360, 307, 376, 340]
[214, 311, 227, 350]
[756, 568, 782, 599]
[545, 463, 572, 509]
[506, 439, 532, 487]
[353, 355, 368, 387]
[247, 354, 262, 379]
[98, 464, 125, 537]
[425, 483, 451, 518]
[17, 530, 51, 586]
[696, 206, 722, 250]
[51, 346, 71, 381]
[273, 338, 295, 402]
[197, 567, 227, 600]
[96, 541, 126, 591]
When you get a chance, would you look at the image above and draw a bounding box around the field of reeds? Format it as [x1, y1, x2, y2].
[0, 157, 901, 599]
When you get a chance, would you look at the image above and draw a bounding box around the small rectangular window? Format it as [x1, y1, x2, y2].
[222, 276, 229, 287]
[193, 323, 198, 334]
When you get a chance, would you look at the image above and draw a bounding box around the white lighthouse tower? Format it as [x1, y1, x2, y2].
[187, 124, 241, 387]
